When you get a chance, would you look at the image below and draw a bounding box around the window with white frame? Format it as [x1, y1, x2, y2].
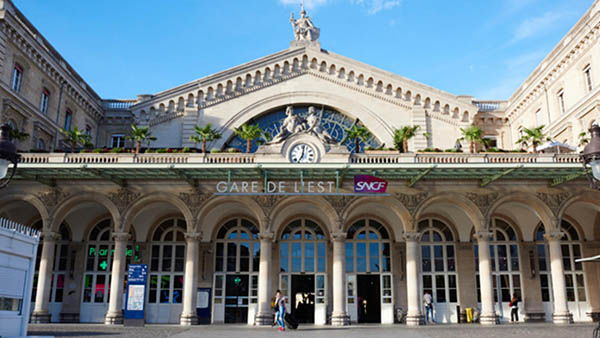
[12, 63, 23, 92]
[40, 88, 50, 114]
[280, 219, 327, 273]
[149, 218, 186, 304]
[419, 219, 457, 304]
[111, 134, 125, 148]
[584, 65, 593, 92]
[557, 90, 566, 114]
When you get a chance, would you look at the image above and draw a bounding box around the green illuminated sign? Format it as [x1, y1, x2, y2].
[99, 260, 108, 270]
[234, 277, 241, 284]
[99, 249, 108, 257]
[88, 247, 96, 256]
[126, 248, 132, 257]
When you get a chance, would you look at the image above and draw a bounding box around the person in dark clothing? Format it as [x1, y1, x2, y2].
[509, 294, 519, 322]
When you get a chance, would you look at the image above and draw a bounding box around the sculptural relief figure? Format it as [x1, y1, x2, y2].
[290, 4, 320, 42]
[267, 106, 306, 144]
[306, 106, 337, 144]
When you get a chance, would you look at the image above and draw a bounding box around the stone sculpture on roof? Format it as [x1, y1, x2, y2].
[290, 2, 320, 43]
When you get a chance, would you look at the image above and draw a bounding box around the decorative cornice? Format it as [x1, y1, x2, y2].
[112, 231, 130, 242]
[544, 231, 565, 241]
[323, 195, 357, 218]
[536, 191, 570, 216]
[473, 231, 494, 242]
[179, 190, 212, 219]
[403, 231, 421, 241]
[184, 232, 203, 242]
[251, 194, 284, 220]
[394, 192, 429, 217]
[40, 230, 61, 242]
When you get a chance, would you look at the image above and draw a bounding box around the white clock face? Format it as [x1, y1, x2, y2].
[290, 144, 316, 163]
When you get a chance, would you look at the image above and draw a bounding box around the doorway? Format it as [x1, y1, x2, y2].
[224, 274, 249, 323]
[357, 275, 381, 323]
[291, 275, 315, 323]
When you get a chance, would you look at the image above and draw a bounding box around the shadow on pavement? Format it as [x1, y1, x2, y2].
[29, 331, 120, 337]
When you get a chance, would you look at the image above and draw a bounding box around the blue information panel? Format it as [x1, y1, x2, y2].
[124, 264, 147, 321]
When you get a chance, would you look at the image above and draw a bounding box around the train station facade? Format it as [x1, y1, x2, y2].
[1, 0, 600, 327]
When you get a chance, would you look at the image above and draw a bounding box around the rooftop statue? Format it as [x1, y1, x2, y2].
[306, 106, 337, 144]
[290, 2, 320, 42]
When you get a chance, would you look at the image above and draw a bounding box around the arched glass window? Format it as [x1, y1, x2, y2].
[149, 218, 186, 305]
[83, 219, 137, 304]
[473, 218, 521, 321]
[280, 219, 326, 273]
[31, 221, 71, 306]
[419, 219, 457, 306]
[213, 218, 260, 323]
[535, 220, 587, 321]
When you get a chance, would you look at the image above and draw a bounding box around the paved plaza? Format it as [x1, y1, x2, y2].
[27, 323, 599, 338]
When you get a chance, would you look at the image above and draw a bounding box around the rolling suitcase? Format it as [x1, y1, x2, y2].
[284, 312, 299, 329]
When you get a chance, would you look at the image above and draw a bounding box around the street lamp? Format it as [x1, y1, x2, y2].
[0, 123, 20, 189]
[582, 124, 600, 189]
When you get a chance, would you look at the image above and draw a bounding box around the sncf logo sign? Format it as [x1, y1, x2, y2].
[354, 175, 388, 193]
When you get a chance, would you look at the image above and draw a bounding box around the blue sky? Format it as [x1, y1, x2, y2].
[14, 0, 594, 100]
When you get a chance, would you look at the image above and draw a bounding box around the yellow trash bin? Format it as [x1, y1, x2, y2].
[466, 307, 473, 323]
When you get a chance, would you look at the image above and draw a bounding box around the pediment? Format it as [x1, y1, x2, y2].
[130, 46, 478, 127]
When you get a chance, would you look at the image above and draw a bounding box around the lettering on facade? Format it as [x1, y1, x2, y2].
[215, 180, 336, 194]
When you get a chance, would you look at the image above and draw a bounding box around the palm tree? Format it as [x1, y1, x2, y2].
[515, 126, 551, 153]
[256, 130, 272, 146]
[60, 127, 90, 153]
[393, 125, 420, 153]
[126, 124, 156, 154]
[234, 123, 262, 153]
[343, 124, 371, 153]
[189, 123, 222, 153]
[578, 131, 590, 148]
[459, 126, 484, 153]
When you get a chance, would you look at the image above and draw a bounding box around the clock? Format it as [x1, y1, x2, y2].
[290, 143, 316, 163]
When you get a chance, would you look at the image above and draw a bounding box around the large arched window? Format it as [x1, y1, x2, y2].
[213, 218, 260, 324]
[535, 220, 587, 321]
[31, 221, 71, 313]
[149, 218, 186, 305]
[279, 218, 328, 324]
[82, 219, 138, 305]
[419, 218, 457, 323]
[473, 218, 521, 322]
[345, 218, 393, 323]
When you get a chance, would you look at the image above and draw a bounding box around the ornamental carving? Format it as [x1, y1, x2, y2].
[179, 190, 212, 219]
[38, 188, 69, 210]
[109, 188, 140, 215]
[323, 195, 357, 217]
[536, 192, 570, 216]
[465, 192, 499, 217]
[394, 192, 429, 216]
[252, 195, 284, 222]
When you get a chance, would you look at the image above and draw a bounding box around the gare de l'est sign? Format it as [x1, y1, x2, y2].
[215, 175, 388, 194]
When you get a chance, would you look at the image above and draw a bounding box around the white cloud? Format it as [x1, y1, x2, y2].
[279, 0, 329, 10]
[278, 0, 401, 14]
[512, 11, 567, 42]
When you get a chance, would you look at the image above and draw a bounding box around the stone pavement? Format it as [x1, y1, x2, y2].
[28, 323, 598, 338]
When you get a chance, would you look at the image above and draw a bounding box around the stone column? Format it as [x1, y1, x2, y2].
[404, 232, 423, 326]
[474, 231, 497, 325]
[31, 230, 60, 323]
[105, 232, 129, 325]
[180, 232, 202, 326]
[331, 232, 349, 326]
[545, 231, 573, 324]
[255, 232, 274, 325]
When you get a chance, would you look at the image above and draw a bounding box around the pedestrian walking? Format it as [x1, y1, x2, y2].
[509, 294, 519, 322]
[423, 291, 435, 323]
[274, 290, 286, 331]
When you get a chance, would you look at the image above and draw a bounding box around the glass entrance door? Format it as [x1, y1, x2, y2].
[291, 275, 315, 323]
[357, 275, 380, 323]
[224, 275, 249, 323]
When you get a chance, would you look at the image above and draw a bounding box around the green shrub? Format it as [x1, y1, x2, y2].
[210, 148, 221, 153]
[227, 148, 241, 153]
[110, 147, 123, 153]
[156, 148, 167, 153]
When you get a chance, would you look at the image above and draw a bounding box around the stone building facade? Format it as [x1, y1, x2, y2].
[0, 0, 600, 327]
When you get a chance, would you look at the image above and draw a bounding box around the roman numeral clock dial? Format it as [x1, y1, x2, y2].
[290, 143, 316, 163]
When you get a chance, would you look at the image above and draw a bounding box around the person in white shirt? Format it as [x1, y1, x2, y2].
[423, 291, 435, 323]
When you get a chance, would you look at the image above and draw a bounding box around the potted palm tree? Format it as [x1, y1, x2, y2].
[459, 126, 485, 153]
[234, 123, 262, 153]
[126, 124, 156, 154]
[393, 125, 420, 153]
[60, 127, 91, 153]
[343, 124, 371, 153]
[515, 126, 551, 153]
[189, 123, 222, 153]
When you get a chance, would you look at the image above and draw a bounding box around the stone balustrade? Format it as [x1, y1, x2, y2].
[18, 152, 582, 165]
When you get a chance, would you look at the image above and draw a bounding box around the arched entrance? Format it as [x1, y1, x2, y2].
[80, 219, 138, 323]
[279, 218, 327, 325]
[146, 218, 186, 323]
[418, 218, 458, 323]
[474, 218, 522, 322]
[212, 217, 260, 324]
[345, 218, 393, 323]
[535, 220, 589, 321]
[30, 221, 71, 323]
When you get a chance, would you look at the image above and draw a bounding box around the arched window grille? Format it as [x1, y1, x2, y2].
[419, 218, 457, 305]
[149, 218, 186, 305]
